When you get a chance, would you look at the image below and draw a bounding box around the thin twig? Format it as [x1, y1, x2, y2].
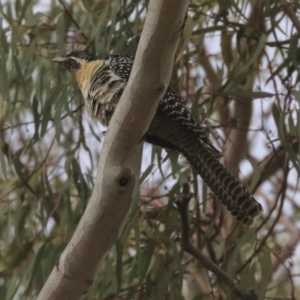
[280, 0, 300, 35]
[58, 0, 87, 41]
[237, 162, 289, 273]
[176, 183, 258, 300]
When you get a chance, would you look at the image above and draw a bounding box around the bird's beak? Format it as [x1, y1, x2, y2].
[51, 57, 67, 63]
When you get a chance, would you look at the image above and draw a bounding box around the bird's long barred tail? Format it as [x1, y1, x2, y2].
[183, 147, 262, 226]
[147, 114, 263, 226]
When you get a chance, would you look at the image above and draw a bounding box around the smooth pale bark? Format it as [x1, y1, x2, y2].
[37, 0, 189, 299]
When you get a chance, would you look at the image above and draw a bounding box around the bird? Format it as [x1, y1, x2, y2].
[52, 50, 263, 226]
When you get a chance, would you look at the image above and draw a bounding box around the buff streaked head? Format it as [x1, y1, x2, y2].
[52, 51, 98, 72]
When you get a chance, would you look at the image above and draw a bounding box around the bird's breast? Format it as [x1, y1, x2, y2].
[75, 60, 102, 100]
[76, 59, 126, 126]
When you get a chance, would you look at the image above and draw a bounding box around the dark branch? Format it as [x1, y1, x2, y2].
[176, 183, 258, 300]
[58, 0, 87, 41]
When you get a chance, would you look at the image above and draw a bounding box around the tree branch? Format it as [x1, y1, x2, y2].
[176, 183, 258, 300]
[37, 1, 189, 299]
[222, 0, 265, 228]
[223, 0, 265, 175]
[243, 137, 298, 191]
[280, 0, 300, 35]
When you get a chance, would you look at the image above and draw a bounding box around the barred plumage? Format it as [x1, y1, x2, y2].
[52, 51, 263, 226]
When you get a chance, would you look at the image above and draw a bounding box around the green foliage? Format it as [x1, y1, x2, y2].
[0, 0, 299, 299]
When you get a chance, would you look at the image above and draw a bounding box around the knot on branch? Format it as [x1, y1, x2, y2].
[115, 167, 132, 190]
[119, 177, 129, 187]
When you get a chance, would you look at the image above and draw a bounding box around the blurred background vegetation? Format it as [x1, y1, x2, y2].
[0, 0, 300, 299]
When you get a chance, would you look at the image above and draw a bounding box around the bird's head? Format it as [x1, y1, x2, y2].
[52, 51, 98, 72]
